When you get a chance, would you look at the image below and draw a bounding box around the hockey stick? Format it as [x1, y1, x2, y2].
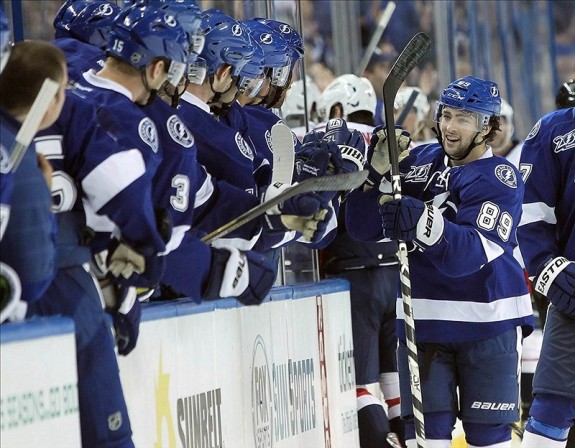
[395, 89, 419, 128]
[270, 122, 295, 185]
[201, 170, 368, 244]
[9, 78, 59, 172]
[382, 32, 431, 448]
[356, 1, 396, 76]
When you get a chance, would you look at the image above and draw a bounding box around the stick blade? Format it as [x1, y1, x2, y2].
[270, 123, 295, 184]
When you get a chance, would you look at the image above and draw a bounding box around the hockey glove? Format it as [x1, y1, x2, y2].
[534, 257, 575, 316]
[111, 286, 142, 356]
[322, 118, 366, 173]
[366, 126, 411, 188]
[302, 129, 325, 145]
[262, 182, 330, 241]
[203, 247, 276, 305]
[294, 140, 343, 184]
[379, 195, 444, 247]
[106, 240, 165, 287]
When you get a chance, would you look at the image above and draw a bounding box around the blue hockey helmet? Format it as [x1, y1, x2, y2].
[253, 18, 303, 69]
[435, 76, 501, 129]
[0, 5, 11, 74]
[235, 37, 266, 97]
[54, 0, 121, 49]
[190, 9, 254, 82]
[242, 19, 290, 87]
[147, 0, 204, 60]
[106, 2, 189, 86]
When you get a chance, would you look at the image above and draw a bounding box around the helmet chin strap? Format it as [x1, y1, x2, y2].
[432, 126, 486, 162]
[140, 69, 158, 106]
[208, 74, 237, 106]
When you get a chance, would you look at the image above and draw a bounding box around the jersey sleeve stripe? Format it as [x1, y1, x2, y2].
[519, 202, 557, 226]
[475, 229, 504, 263]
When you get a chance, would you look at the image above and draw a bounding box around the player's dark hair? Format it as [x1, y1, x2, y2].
[0, 40, 66, 116]
[347, 110, 375, 126]
[485, 115, 501, 143]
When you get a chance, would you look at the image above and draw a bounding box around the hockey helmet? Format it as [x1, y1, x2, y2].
[253, 18, 303, 69]
[54, 0, 121, 49]
[282, 76, 320, 120]
[106, 2, 189, 86]
[243, 19, 290, 87]
[435, 76, 501, 130]
[317, 74, 376, 121]
[556, 79, 575, 109]
[394, 86, 430, 123]
[0, 5, 11, 74]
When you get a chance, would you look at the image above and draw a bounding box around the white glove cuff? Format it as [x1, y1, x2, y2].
[415, 204, 444, 247]
[535, 257, 572, 296]
[263, 182, 292, 215]
[219, 247, 250, 298]
[339, 145, 365, 171]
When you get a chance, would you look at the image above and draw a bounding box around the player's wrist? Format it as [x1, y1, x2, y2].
[534, 256, 572, 297]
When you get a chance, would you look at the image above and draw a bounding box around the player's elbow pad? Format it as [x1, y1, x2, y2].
[534, 256, 575, 316]
[203, 247, 276, 306]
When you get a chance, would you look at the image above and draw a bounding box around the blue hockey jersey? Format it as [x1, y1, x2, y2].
[52, 38, 105, 84]
[0, 108, 57, 302]
[345, 144, 534, 343]
[518, 107, 575, 276]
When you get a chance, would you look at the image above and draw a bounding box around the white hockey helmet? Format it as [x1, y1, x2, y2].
[281, 76, 320, 119]
[394, 86, 430, 123]
[499, 98, 514, 124]
[317, 74, 377, 121]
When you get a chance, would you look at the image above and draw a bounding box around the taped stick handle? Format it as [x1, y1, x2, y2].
[10, 78, 59, 172]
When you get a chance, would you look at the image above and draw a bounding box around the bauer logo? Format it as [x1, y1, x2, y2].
[236, 132, 254, 160]
[552, 129, 575, 153]
[167, 115, 194, 148]
[525, 119, 541, 141]
[138, 117, 159, 152]
[495, 164, 517, 188]
[252, 335, 273, 448]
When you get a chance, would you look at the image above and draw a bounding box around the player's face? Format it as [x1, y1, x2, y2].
[439, 106, 489, 160]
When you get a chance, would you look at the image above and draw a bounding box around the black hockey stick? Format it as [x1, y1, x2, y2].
[201, 170, 369, 244]
[382, 32, 431, 448]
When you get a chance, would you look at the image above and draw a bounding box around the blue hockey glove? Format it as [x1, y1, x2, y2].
[322, 118, 365, 174]
[366, 126, 411, 188]
[378, 195, 444, 247]
[295, 140, 343, 181]
[534, 257, 575, 316]
[203, 247, 276, 305]
[106, 240, 165, 287]
[302, 129, 325, 145]
[111, 286, 142, 356]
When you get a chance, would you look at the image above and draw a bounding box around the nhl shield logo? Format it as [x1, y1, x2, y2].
[495, 164, 517, 188]
[138, 117, 159, 152]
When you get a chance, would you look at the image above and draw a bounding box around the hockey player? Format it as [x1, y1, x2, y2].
[53, 0, 121, 82]
[0, 41, 65, 319]
[491, 98, 523, 166]
[313, 73, 404, 446]
[345, 76, 534, 448]
[517, 106, 575, 448]
[393, 86, 431, 143]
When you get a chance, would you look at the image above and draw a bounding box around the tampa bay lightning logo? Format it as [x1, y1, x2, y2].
[279, 24, 291, 35]
[164, 14, 177, 27]
[236, 132, 254, 160]
[260, 33, 273, 45]
[0, 144, 10, 173]
[97, 4, 115, 16]
[552, 129, 575, 153]
[490, 86, 499, 97]
[264, 130, 273, 153]
[495, 164, 517, 188]
[167, 115, 194, 148]
[232, 24, 243, 36]
[138, 117, 159, 152]
[525, 119, 541, 141]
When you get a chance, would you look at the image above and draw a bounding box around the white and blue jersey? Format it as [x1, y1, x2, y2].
[0, 108, 57, 303]
[346, 143, 534, 343]
[518, 107, 575, 276]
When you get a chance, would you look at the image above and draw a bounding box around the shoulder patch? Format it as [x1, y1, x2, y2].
[138, 117, 159, 152]
[167, 115, 194, 148]
[0, 144, 10, 174]
[525, 119, 541, 141]
[265, 129, 273, 153]
[494, 164, 517, 188]
[552, 128, 575, 153]
[236, 132, 254, 160]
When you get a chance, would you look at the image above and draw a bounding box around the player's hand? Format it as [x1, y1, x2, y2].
[203, 247, 276, 305]
[378, 195, 444, 247]
[366, 126, 411, 187]
[322, 118, 365, 174]
[295, 140, 342, 181]
[302, 129, 325, 145]
[534, 257, 575, 316]
[111, 286, 142, 356]
[106, 240, 164, 287]
[281, 205, 333, 243]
